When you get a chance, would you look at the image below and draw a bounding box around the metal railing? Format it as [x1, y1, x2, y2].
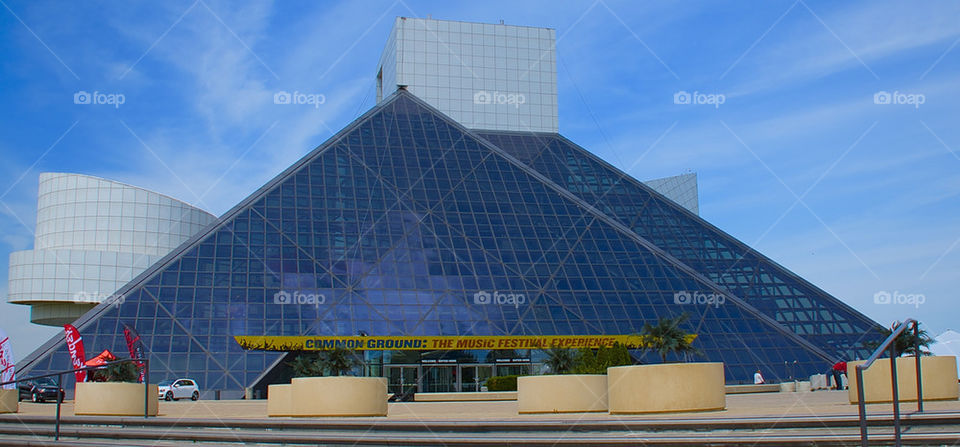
[0, 358, 150, 441]
[855, 319, 922, 446]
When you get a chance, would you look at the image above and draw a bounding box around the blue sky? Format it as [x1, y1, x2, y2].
[1, 0, 958, 358]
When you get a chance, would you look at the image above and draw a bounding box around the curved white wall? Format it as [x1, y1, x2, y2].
[8, 173, 217, 326]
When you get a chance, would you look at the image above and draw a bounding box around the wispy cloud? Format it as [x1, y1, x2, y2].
[724, 0, 960, 97]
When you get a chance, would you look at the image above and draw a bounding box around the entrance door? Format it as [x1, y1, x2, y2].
[386, 365, 419, 395]
[421, 365, 457, 393]
[460, 365, 493, 392]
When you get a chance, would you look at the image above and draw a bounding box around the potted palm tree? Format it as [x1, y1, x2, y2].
[848, 321, 958, 404]
[640, 314, 702, 363]
[607, 313, 725, 414]
[75, 360, 158, 416]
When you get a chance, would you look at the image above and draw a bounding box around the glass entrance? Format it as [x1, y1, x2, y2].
[421, 365, 457, 392]
[386, 365, 419, 395]
[460, 365, 493, 392]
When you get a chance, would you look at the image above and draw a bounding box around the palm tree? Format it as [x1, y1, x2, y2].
[543, 348, 576, 374]
[865, 321, 934, 357]
[288, 352, 323, 377]
[640, 313, 701, 363]
[319, 347, 360, 376]
[597, 343, 632, 369]
[569, 344, 634, 374]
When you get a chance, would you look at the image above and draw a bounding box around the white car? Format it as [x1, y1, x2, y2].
[158, 378, 200, 401]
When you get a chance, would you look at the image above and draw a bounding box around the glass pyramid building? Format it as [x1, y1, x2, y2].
[17, 90, 883, 395]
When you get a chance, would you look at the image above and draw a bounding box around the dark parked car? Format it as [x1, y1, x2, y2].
[18, 377, 65, 403]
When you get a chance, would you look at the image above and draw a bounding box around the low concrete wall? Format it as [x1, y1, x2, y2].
[74, 383, 159, 416]
[848, 356, 959, 404]
[779, 382, 796, 393]
[415, 392, 517, 402]
[0, 389, 17, 413]
[267, 384, 295, 417]
[608, 363, 725, 414]
[725, 384, 780, 394]
[291, 377, 387, 417]
[518, 375, 607, 414]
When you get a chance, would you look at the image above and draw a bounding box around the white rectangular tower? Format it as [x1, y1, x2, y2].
[377, 17, 558, 132]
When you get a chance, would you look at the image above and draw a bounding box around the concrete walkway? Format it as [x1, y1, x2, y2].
[13, 389, 960, 421]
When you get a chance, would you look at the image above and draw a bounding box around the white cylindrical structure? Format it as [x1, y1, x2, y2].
[8, 173, 217, 326]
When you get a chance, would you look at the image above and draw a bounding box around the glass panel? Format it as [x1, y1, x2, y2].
[461, 365, 493, 392]
[495, 364, 532, 378]
[386, 365, 418, 395]
[422, 365, 457, 393]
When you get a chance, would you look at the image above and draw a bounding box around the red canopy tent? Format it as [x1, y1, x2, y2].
[83, 349, 117, 367]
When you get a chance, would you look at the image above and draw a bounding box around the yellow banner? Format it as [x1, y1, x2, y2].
[233, 334, 695, 351]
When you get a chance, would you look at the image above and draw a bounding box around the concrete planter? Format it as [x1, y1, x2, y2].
[608, 363, 726, 414]
[267, 384, 295, 417]
[74, 382, 159, 416]
[517, 375, 607, 414]
[779, 382, 796, 393]
[0, 389, 17, 413]
[290, 377, 387, 417]
[848, 356, 959, 404]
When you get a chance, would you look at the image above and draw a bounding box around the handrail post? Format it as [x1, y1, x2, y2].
[144, 358, 150, 419]
[890, 339, 901, 446]
[857, 366, 868, 446]
[914, 322, 923, 413]
[55, 372, 62, 441]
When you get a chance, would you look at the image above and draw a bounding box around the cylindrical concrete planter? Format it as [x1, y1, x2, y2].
[267, 384, 295, 417]
[517, 375, 607, 414]
[0, 389, 17, 413]
[847, 356, 959, 404]
[607, 363, 726, 414]
[291, 377, 387, 417]
[74, 382, 159, 416]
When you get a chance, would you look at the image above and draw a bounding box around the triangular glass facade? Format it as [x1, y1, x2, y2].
[476, 131, 884, 361]
[18, 91, 879, 393]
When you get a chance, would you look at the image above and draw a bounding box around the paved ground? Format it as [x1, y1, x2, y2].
[13, 389, 960, 421]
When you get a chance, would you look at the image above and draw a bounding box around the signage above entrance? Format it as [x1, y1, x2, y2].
[232, 334, 681, 351]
